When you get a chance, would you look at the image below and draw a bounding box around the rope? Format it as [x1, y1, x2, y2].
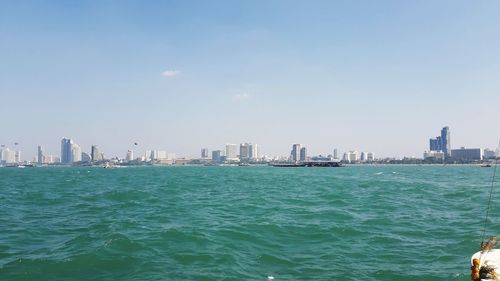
[481, 157, 499, 247]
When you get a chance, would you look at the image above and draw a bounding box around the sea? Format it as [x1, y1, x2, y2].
[0, 165, 498, 280]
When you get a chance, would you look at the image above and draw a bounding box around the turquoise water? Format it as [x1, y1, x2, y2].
[0, 165, 498, 280]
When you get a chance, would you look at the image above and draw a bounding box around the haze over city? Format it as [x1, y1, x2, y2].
[1, 1, 499, 159]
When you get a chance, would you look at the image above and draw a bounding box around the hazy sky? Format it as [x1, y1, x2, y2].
[1, 1, 499, 160]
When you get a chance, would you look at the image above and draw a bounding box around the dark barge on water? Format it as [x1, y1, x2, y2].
[272, 161, 343, 167]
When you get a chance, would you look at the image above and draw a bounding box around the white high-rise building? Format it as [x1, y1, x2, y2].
[126, 150, 134, 161]
[71, 143, 82, 162]
[249, 143, 260, 159]
[1, 148, 16, 164]
[225, 144, 238, 160]
[347, 151, 358, 163]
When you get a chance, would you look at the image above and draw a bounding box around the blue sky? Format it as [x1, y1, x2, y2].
[1, 1, 499, 159]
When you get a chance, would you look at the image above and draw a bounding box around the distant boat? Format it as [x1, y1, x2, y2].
[481, 164, 492, 168]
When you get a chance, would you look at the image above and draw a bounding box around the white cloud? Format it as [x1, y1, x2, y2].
[161, 70, 180, 77]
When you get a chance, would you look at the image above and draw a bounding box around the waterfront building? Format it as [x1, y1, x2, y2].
[290, 144, 302, 162]
[126, 150, 134, 161]
[300, 147, 307, 161]
[91, 145, 102, 162]
[360, 152, 367, 162]
[150, 150, 168, 160]
[367, 152, 375, 162]
[451, 147, 482, 161]
[423, 151, 445, 161]
[201, 148, 209, 159]
[44, 155, 60, 164]
[37, 145, 44, 164]
[1, 148, 16, 164]
[81, 152, 91, 162]
[249, 143, 259, 159]
[239, 143, 250, 160]
[441, 126, 451, 156]
[71, 143, 82, 162]
[333, 148, 338, 159]
[429, 137, 442, 151]
[347, 151, 358, 163]
[483, 149, 496, 160]
[61, 138, 73, 164]
[212, 150, 224, 162]
[15, 150, 21, 163]
[225, 144, 238, 160]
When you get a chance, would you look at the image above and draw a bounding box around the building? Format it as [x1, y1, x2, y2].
[249, 143, 259, 159]
[441, 126, 451, 156]
[61, 138, 73, 164]
[429, 137, 442, 151]
[483, 149, 496, 160]
[300, 147, 307, 161]
[360, 152, 367, 162]
[428, 126, 451, 156]
[225, 144, 237, 161]
[423, 151, 445, 161]
[201, 148, 209, 159]
[91, 145, 102, 162]
[212, 150, 224, 162]
[451, 147, 482, 161]
[14, 150, 21, 163]
[0, 148, 16, 164]
[126, 150, 134, 161]
[44, 155, 60, 164]
[81, 152, 91, 162]
[333, 148, 338, 159]
[71, 143, 82, 162]
[239, 143, 250, 160]
[367, 152, 375, 162]
[290, 144, 302, 162]
[37, 145, 44, 164]
[346, 150, 358, 163]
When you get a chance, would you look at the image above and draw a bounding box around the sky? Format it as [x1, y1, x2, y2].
[1, 0, 499, 160]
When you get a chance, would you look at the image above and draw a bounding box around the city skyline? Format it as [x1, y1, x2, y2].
[1, 125, 500, 162]
[1, 1, 500, 159]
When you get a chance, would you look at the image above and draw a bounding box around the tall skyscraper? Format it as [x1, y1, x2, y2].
[14, 150, 21, 163]
[61, 138, 73, 164]
[201, 148, 209, 159]
[37, 145, 44, 164]
[239, 143, 250, 160]
[249, 143, 259, 159]
[441, 126, 450, 156]
[290, 144, 302, 162]
[91, 145, 102, 162]
[300, 147, 307, 161]
[225, 144, 237, 160]
[1, 148, 16, 164]
[71, 143, 82, 162]
[333, 148, 338, 159]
